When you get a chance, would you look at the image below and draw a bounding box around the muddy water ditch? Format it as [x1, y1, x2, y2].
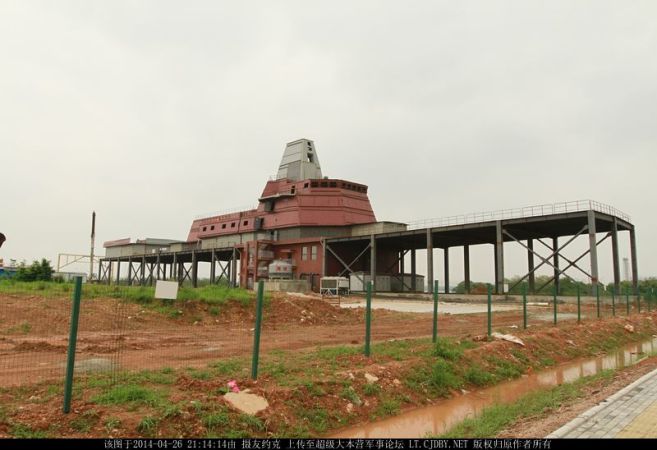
[331, 337, 657, 438]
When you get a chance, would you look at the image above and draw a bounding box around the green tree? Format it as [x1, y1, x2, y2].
[14, 259, 54, 282]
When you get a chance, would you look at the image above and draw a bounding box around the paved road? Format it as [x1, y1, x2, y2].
[549, 367, 657, 438]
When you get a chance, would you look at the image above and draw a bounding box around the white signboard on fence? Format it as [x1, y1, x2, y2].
[155, 280, 179, 300]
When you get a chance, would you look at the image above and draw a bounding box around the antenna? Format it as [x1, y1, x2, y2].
[90, 212, 96, 281]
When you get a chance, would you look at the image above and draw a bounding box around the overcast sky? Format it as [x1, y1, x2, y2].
[1, 1, 656, 285]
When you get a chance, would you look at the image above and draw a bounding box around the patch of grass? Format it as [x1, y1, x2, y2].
[187, 368, 213, 380]
[162, 403, 184, 419]
[203, 411, 229, 431]
[464, 365, 494, 387]
[137, 416, 158, 435]
[104, 417, 121, 433]
[371, 339, 414, 361]
[209, 306, 221, 316]
[433, 337, 464, 361]
[340, 386, 362, 405]
[430, 359, 462, 394]
[440, 370, 614, 438]
[70, 410, 99, 433]
[488, 357, 524, 380]
[363, 383, 381, 397]
[302, 381, 326, 397]
[374, 398, 400, 418]
[10, 423, 49, 438]
[316, 345, 359, 360]
[210, 358, 243, 376]
[92, 384, 165, 407]
[5, 321, 31, 334]
[298, 407, 330, 433]
[240, 414, 265, 432]
[261, 360, 289, 381]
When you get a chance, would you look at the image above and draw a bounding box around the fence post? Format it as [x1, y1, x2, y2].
[626, 288, 630, 316]
[487, 284, 492, 338]
[612, 290, 616, 317]
[553, 284, 557, 325]
[251, 280, 264, 380]
[649, 288, 653, 312]
[596, 284, 600, 319]
[432, 280, 438, 343]
[577, 284, 581, 323]
[63, 276, 83, 414]
[364, 281, 372, 356]
[522, 284, 528, 329]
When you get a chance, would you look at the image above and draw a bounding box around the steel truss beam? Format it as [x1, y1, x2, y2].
[505, 225, 587, 292]
[535, 232, 611, 293]
[535, 238, 591, 279]
[326, 243, 371, 285]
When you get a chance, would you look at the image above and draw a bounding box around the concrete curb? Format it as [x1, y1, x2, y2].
[547, 367, 657, 438]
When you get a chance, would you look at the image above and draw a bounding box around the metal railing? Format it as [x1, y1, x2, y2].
[406, 200, 631, 230]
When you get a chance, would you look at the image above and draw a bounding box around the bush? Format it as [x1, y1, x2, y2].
[14, 259, 54, 282]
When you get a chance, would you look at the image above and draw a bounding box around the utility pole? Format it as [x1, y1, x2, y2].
[90, 211, 96, 281]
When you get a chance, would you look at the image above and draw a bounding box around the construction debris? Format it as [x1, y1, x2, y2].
[491, 332, 525, 346]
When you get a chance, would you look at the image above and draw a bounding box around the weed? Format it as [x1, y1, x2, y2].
[203, 411, 229, 430]
[137, 416, 158, 435]
[298, 407, 330, 432]
[70, 410, 99, 433]
[464, 365, 494, 387]
[340, 386, 362, 405]
[434, 338, 464, 361]
[210, 359, 243, 376]
[11, 423, 49, 438]
[92, 384, 164, 407]
[363, 383, 381, 396]
[240, 414, 265, 432]
[104, 417, 121, 433]
[375, 399, 400, 417]
[430, 359, 462, 394]
[302, 381, 326, 397]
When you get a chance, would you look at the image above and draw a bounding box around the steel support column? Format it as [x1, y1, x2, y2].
[411, 249, 417, 291]
[140, 257, 146, 286]
[528, 239, 535, 294]
[443, 247, 449, 294]
[612, 218, 621, 295]
[400, 250, 405, 292]
[495, 221, 504, 294]
[230, 249, 237, 288]
[116, 260, 121, 285]
[464, 245, 471, 294]
[370, 235, 377, 292]
[553, 237, 560, 294]
[426, 229, 433, 294]
[192, 251, 198, 288]
[210, 250, 216, 284]
[588, 210, 599, 294]
[630, 226, 638, 294]
[127, 258, 133, 285]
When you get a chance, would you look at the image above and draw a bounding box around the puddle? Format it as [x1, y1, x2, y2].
[331, 337, 657, 438]
[339, 299, 518, 315]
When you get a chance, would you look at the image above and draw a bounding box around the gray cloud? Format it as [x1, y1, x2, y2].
[1, 0, 655, 284]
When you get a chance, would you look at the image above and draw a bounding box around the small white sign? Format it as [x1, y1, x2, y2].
[155, 280, 179, 300]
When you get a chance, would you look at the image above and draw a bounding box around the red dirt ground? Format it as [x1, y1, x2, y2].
[0, 292, 614, 386]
